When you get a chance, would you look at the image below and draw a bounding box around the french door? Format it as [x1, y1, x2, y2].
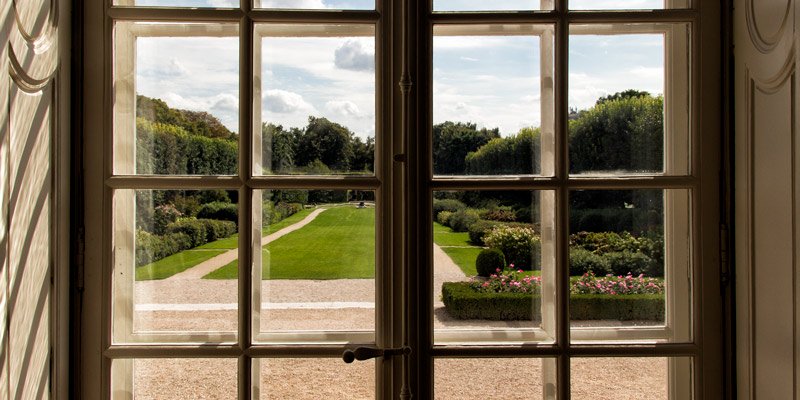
[80, 0, 725, 398]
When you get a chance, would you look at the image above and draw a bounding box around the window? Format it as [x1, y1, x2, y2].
[83, 0, 723, 398]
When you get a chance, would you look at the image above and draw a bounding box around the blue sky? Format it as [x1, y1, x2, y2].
[134, 14, 665, 139]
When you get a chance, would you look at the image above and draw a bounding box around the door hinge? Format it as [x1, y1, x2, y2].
[720, 224, 730, 288]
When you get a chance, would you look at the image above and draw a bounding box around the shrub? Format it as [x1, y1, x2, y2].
[480, 207, 517, 222]
[441, 282, 664, 321]
[437, 211, 454, 226]
[484, 225, 540, 270]
[471, 266, 541, 293]
[604, 251, 660, 277]
[433, 198, 466, 218]
[569, 248, 610, 276]
[475, 249, 506, 277]
[446, 209, 480, 232]
[197, 201, 238, 223]
[152, 204, 182, 235]
[173, 196, 201, 218]
[135, 230, 193, 266]
[571, 272, 664, 295]
[166, 219, 207, 247]
[198, 219, 237, 242]
[468, 220, 502, 245]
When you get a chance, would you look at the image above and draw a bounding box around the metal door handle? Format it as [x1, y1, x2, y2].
[342, 346, 411, 363]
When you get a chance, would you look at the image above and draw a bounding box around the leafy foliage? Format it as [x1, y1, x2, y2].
[465, 127, 540, 175]
[475, 249, 507, 277]
[484, 225, 541, 270]
[433, 121, 500, 175]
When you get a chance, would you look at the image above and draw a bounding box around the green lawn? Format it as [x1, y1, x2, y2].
[136, 249, 226, 280]
[434, 222, 485, 276]
[205, 206, 375, 280]
[195, 208, 315, 250]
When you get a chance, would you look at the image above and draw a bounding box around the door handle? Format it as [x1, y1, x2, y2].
[342, 346, 411, 363]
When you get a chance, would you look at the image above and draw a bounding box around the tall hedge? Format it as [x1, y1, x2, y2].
[136, 118, 238, 175]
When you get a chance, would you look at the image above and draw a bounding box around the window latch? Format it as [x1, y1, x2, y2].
[342, 346, 411, 363]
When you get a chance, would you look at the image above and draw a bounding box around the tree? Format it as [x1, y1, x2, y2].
[294, 116, 355, 171]
[262, 123, 295, 174]
[465, 127, 541, 175]
[595, 89, 651, 106]
[136, 95, 236, 140]
[569, 94, 664, 173]
[433, 121, 500, 175]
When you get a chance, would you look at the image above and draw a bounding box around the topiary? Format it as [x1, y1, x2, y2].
[446, 209, 480, 232]
[475, 248, 506, 277]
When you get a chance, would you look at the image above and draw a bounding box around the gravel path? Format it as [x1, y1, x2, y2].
[130, 234, 667, 398]
[168, 208, 328, 280]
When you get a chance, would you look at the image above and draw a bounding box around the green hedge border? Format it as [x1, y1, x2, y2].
[441, 282, 664, 321]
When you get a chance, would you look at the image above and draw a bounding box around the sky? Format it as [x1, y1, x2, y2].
[133, 1, 668, 139]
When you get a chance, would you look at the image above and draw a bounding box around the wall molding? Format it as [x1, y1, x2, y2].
[746, 0, 792, 53]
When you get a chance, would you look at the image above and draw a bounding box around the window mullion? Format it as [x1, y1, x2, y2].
[239, 2, 255, 399]
[554, 1, 570, 399]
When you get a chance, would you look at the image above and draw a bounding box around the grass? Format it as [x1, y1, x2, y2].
[205, 206, 375, 280]
[136, 249, 226, 280]
[195, 208, 315, 250]
[434, 222, 485, 276]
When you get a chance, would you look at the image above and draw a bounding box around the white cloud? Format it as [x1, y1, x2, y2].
[334, 40, 375, 72]
[325, 100, 362, 118]
[460, 56, 479, 62]
[630, 66, 663, 80]
[263, 89, 317, 114]
[211, 94, 238, 113]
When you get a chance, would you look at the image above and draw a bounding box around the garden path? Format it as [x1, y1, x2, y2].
[167, 207, 329, 280]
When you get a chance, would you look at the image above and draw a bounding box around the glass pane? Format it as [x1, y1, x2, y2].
[570, 0, 690, 9]
[112, 358, 238, 399]
[198, 190, 374, 340]
[254, 0, 374, 10]
[433, 25, 554, 176]
[114, 0, 239, 7]
[434, 0, 552, 11]
[569, 190, 691, 343]
[433, 190, 555, 344]
[435, 358, 555, 399]
[569, 24, 690, 175]
[259, 359, 374, 399]
[113, 189, 239, 341]
[570, 357, 693, 399]
[255, 24, 375, 176]
[114, 23, 239, 175]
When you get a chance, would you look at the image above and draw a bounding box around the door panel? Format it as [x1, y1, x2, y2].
[735, 0, 800, 398]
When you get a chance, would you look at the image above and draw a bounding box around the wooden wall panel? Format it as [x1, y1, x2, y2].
[735, 0, 799, 398]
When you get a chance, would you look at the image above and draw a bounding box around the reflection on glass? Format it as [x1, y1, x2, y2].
[255, 0, 374, 9]
[433, 190, 555, 344]
[112, 358, 238, 399]
[433, 25, 553, 176]
[570, 357, 692, 399]
[118, 0, 238, 6]
[260, 359, 374, 399]
[570, 0, 689, 9]
[435, 358, 553, 399]
[256, 24, 375, 176]
[206, 189, 377, 337]
[569, 190, 692, 343]
[569, 25, 690, 175]
[114, 23, 240, 175]
[434, 0, 547, 11]
[115, 189, 239, 338]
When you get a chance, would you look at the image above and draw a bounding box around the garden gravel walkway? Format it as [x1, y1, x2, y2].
[167, 208, 329, 280]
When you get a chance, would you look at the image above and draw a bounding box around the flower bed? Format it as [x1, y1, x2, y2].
[442, 268, 665, 321]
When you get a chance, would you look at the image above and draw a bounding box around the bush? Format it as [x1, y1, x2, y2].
[604, 251, 660, 277]
[152, 204, 182, 235]
[199, 219, 237, 242]
[441, 282, 664, 321]
[480, 207, 517, 222]
[437, 211, 454, 226]
[569, 248, 610, 276]
[433, 198, 466, 218]
[475, 249, 506, 277]
[135, 230, 193, 266]
[173, 196, 202, 218]
[197, 201, 238, 223]
[446, 209, 480, 232]
[468, 220, 502, 245]
[484, 225, 540, 270]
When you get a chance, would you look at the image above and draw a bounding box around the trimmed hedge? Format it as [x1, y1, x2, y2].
[197, 201, 238, 223]
[441, 282, 664, 321]
[135, 230, 193, 267]
[166, 218, 237, 247]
